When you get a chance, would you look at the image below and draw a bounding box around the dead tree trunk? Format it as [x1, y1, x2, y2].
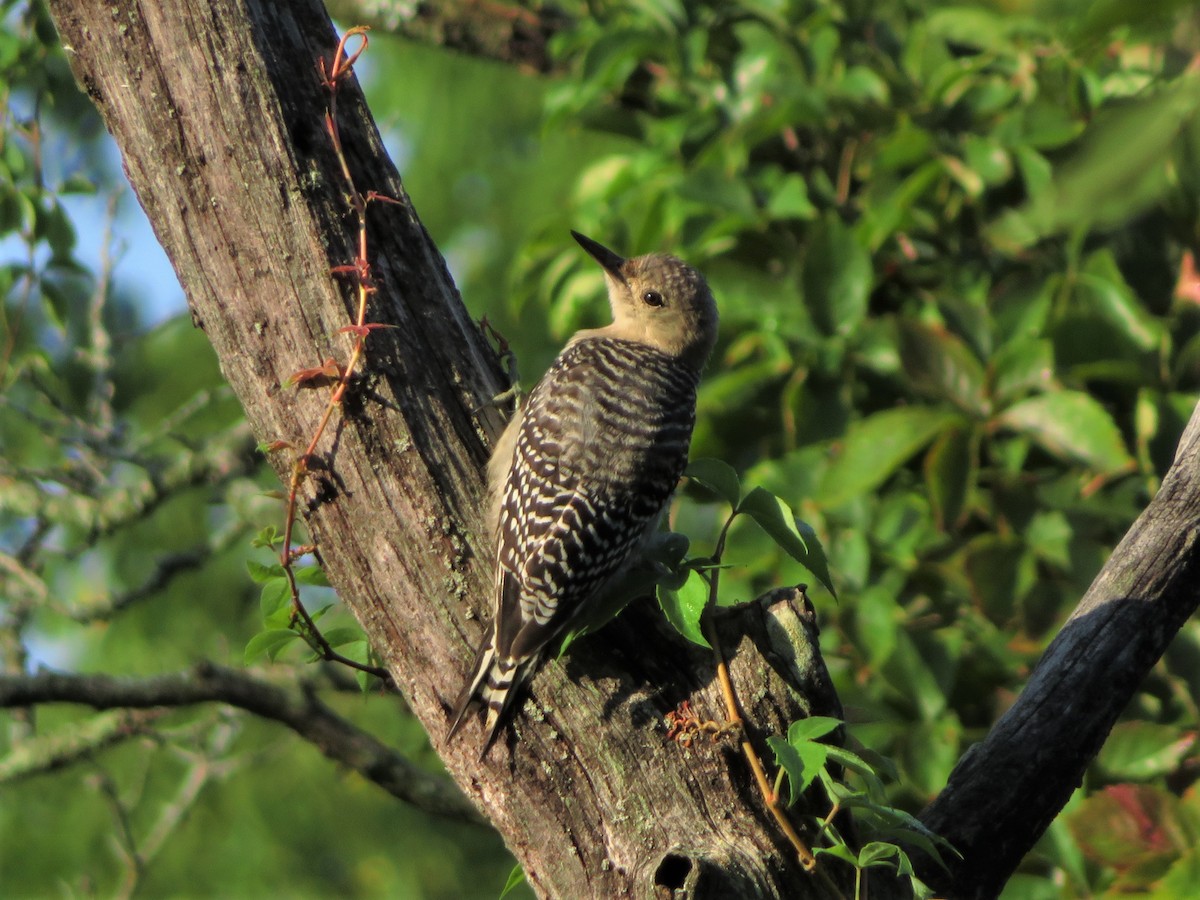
[46, 1, 1200, 898]
[47, 1, 842, 896]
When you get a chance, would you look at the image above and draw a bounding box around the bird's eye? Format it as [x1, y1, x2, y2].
[642, 290, 664, 308]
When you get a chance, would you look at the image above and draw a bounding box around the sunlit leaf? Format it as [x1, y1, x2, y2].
[1075, 249, 1163, 352]
[1097, 722, 1195, 781]
[819, 408, 964, 506]
[768, 728, 833, 804]
[657, 569, 710, 648]
[294, 565, 329, 586]
[736, 488, 836, 596]
[996, 392, 1134, 473]
[764, 173, 816, 220]
[989, 71, 1200, 250]
[787, 716, 843, 744]
[499, 863, 526, 899]
[802, 212, 872, 336]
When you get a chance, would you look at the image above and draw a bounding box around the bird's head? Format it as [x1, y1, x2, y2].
[571, 231, 719, 373]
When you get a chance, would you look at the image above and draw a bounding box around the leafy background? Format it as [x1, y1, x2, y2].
[3, 0, 1200, 896]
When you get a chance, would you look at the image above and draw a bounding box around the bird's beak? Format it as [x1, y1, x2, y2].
[572, 231, 627, 284]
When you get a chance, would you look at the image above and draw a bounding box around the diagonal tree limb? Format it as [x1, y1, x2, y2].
[323, 0, 570, 73]
[916, 399, 1200, 898]
[0, 664, 485, 825]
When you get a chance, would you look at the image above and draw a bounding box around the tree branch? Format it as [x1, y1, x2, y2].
[0, 664, 485, 826]
[0, 708, 166, 781]
[916, 398, 1200, 898]
[323, 0, 570, 72]
[47, 2, 841, 895]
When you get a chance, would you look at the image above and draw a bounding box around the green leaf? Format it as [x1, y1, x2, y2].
[823, 745, 886, 795]
[1097, 722, 1194, 781]
[856, 160, 941, 251]
[36, 199, 76, 262]
[787, 716, 843, 744]
[685, 457, 741, 506]
[991, 338, 1055, 405]
[244, 629, 300, 664]
[736, 488, 836, 597]
[819, 408, 964, 506]
[924, 426, 974, 532]
[293, 565, 329, 586]
[736, 488, 804, 555]
[897, 319, 987, 413]
[657, 569, 710, 648]
[766, 736, 809, 805]
[60, 173, 98, 194]
[959, 535, 1029, 624]
[988, 71, 1200, 250]
[1075, 249, 1163, 352]
[498, 863, 526, 899]
[318, 627, 364, 649]
[857, 841, 904, 869]
[767, 719, 840, 805]
[1148, 848, 1200, 899]
[925, 6, 1018, 54]
[764, 173, 816, 220]
[996, 392, 1134, 474]
[802, 212, 872, 336]
[354, 644, 378, 693]
[1026, 511, 1073, 570]
[252, 525, 282, 549]
[853, 582, 901, 667]
[856, 803, 957, 871]
[246, 560, 285, 583]
[814, 843, 860, 865]
[260, 579, 293, 628]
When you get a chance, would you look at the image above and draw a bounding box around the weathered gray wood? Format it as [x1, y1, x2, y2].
[47, 2, 838, 896]
[49, 2, 1200, 896]
[918, 400, 1200, 898]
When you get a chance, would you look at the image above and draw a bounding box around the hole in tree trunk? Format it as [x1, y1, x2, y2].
[654, 853, 693, 894]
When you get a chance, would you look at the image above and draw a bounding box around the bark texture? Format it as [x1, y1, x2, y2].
[45, 1, 1200, 897]
[918, 401, 1200, 898]
[47, 1, 844, 896]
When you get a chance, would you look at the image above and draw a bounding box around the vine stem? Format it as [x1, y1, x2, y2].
[272, 26, 391, 683]
[700, 597, 817, 873]
[701, 510, 845, 896]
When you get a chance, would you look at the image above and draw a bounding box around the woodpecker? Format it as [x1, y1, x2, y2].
[448, 231, 719, 755]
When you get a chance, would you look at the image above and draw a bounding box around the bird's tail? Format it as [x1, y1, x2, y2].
[447, 639, 539, 758]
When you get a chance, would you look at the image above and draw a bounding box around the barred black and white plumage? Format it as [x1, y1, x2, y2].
[448, 232, 718, 756]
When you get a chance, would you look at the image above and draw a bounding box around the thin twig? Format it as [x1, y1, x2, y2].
[0, 664, 483, 825]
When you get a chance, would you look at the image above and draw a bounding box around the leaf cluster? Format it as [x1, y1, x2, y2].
[496, 0, 1200, 893]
